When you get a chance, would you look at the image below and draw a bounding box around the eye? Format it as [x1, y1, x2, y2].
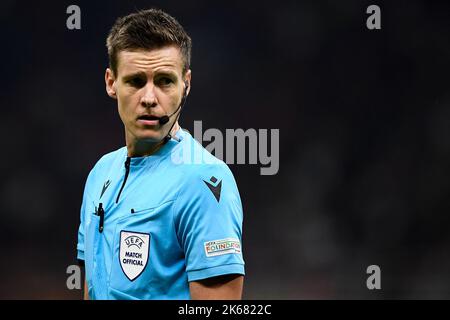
[126, 77, 146, 88]
[156, 77, 174, 86]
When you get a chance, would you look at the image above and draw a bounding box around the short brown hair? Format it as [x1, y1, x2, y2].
[106, 8, 192, 77]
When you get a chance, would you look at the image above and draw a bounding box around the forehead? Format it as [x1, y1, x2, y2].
[116, 46, 184, 77]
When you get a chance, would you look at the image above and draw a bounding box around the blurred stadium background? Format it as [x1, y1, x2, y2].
[1, 0, 450, 299]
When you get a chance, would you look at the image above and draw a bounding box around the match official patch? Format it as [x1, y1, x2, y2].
[204, 238, 241, 257]
[119, 231, 150, 281]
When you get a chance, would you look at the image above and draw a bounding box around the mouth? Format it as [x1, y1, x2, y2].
[137, 114, 160, 126]
[138, 114, 160, 121]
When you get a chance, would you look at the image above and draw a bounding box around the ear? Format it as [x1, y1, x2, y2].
[184, 69, 192, 96]
[105, 68, 117, 99]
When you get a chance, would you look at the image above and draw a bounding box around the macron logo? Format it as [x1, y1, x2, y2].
[100, 180, 111, 199]
[203, 176, 222, 203]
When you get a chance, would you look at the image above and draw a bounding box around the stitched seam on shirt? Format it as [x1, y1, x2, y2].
[187, 262, 245, 273]
[172, 184, 184, 252]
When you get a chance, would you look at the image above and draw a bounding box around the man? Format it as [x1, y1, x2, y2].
[76, 8, 245, 300]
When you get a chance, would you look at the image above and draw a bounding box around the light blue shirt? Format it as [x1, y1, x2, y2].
[77, 129, 245, 299]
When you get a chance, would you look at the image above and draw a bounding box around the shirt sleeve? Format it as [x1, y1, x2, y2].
[77, 190, 87, 262]
[174, 165, 245, 282]
[77, 169, 96, 262]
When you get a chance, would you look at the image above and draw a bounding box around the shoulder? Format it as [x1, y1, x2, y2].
[85, 146, 126, 185]
[172, 133, 243, 228]
[175, 130, 237, 188]
[95, 146, 126, 168]
[171, 131, 241, 209]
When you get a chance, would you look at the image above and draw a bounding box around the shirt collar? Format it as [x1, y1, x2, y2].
[125, 128, 186, 168]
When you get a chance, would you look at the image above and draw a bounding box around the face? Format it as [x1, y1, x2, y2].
[105, 46, 191, 148]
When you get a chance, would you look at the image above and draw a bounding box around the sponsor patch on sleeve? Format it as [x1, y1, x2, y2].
[204, 238, 241, 257]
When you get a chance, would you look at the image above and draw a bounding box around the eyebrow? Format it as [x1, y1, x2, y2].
[121, 70, 178, 80]
[154, 70, 178, 79]
[122, 71, 147, 81]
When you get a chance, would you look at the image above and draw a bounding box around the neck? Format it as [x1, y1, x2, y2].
[126, 122, 180, 157]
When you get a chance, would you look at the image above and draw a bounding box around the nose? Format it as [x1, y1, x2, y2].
[140, 83, 157, 108]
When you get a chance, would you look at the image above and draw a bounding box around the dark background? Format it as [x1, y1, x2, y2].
[1, 0, 450, 299]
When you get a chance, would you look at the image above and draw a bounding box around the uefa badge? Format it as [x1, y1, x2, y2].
[119, 231, 150, 281]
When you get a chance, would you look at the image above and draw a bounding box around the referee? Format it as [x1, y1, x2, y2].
[76, 9, 245, 300]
